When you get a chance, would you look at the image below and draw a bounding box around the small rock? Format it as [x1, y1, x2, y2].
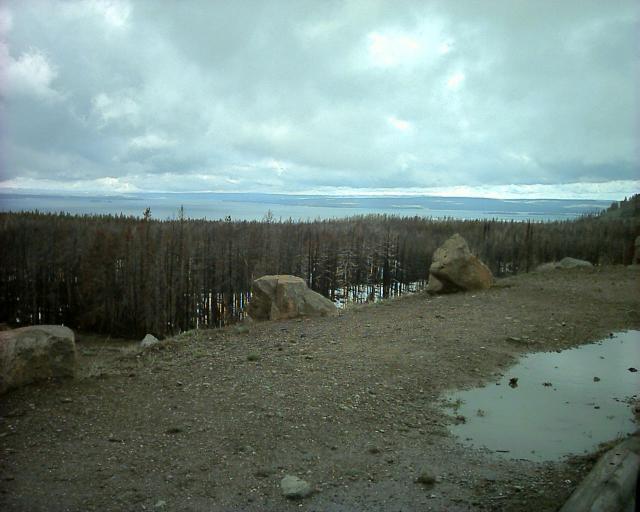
[280, 475, 312, 499]
[140, 334, 160, 348]
[593, 376, 600, 382]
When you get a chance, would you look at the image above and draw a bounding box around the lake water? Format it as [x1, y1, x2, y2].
[0, 192, 610, 222]
[443, 331, 640, 461]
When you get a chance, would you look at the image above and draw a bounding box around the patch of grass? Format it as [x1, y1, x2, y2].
[443, 397, 465, 412]
[247, 352, 260, 362]
[415, 470, 436, 486]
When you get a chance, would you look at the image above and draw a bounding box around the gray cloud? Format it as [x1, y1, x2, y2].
[1, 0, 638, 197]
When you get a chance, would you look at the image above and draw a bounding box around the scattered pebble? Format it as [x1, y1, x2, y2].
[253, 468, 272, 478]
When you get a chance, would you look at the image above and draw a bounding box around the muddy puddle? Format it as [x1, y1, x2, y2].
[444, 330, 640, 461]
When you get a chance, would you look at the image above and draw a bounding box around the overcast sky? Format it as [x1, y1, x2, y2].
[0, 0, 638, 199]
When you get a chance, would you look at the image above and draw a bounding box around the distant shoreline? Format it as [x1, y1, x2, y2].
[0, 191, 609, 222]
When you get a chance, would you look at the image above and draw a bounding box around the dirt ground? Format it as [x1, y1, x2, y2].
[1, 266, 639, 512]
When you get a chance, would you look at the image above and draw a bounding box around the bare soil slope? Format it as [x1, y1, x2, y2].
[1, 266, 639, 512]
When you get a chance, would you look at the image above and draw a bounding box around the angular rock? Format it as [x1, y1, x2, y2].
[0, 325, 77, 394]
[280, 475, 312, 499]
[247, 275, 337, 321]
[426, 234, 493, 294]
[140, 333, 160, 348]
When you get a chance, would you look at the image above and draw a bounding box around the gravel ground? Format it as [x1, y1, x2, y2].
[1, 265, 639, 512]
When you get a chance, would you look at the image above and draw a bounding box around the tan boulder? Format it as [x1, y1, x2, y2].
[247, 275, 337, 321]
[0, 325, 77, 394]
[426, 234, 493, 293]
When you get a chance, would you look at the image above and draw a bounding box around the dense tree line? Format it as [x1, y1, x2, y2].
[0, 208, 637, 337]
[600, 193, 640, 219]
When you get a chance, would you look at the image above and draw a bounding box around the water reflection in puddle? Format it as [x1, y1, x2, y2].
[444, 330, 639, 461]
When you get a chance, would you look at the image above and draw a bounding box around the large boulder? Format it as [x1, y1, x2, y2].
[557, 257, 593, 269]
[535, 262, 559, 272]
[426, 234, 493, 294]
[535, 257, 593, 272]
[0, 325, 77, 394]
[247, 275, 337, 321]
